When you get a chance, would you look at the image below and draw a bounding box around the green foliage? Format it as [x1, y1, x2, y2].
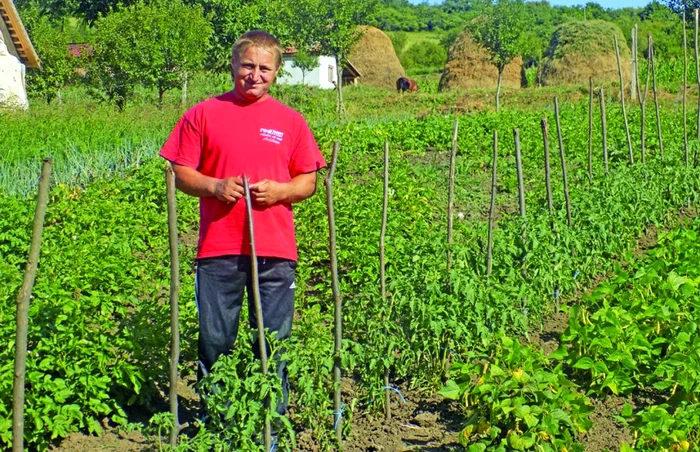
[85, 0, 211, 109]
[440, 335, 592, 451]
[388, 30, 408, 57]
[468, 0, 525, 72]
[291, 49, 319, 85]
[400, 41, 447, 70]
[621, 401, 699, 451]
[17, 3, 75, 104]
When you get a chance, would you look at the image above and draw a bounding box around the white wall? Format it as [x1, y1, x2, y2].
[276, 55, 337, 90]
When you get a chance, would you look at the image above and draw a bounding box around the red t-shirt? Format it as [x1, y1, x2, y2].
[160, 92, 326, 261]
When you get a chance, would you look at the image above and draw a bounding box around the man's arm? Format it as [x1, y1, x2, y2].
[171, 163, 244, 202]
[249, 172, 318, 207]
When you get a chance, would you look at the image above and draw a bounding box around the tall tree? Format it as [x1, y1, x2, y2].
[469, 0, 525, 111]
[287, 0, 376, 119]
[86, 0, 211, 109]
[663, 0, 700, 17]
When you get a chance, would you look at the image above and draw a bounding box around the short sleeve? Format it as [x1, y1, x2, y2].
[289, 117, 326, 177]
[159, 115, 202, 169]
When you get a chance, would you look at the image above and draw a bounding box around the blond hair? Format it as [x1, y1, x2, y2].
[231, 30, 283, 69]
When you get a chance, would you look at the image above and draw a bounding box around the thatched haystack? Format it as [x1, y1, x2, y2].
[439, 30, 523, 91]
[348, 26, 405, 90]
[539, 21, 630, 86]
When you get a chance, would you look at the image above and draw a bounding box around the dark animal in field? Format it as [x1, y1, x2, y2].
[396, 77, 418, 93]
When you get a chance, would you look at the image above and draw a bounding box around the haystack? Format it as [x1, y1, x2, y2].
[539, 21, 630, 86]
[439, 30, 523, 91]
[348, 26, 405, 90]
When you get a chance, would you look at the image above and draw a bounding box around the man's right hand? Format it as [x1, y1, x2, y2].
[214, 177, 244, 203]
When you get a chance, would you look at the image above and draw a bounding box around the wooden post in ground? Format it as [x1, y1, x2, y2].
[380, 141, 391, 420]
[615, 35, 635, 165]
[684, 12, 690, 166]
[541, 117, 554, 215]
[243, 176, 271, 451]
[638, 35, 651, 164]
[554, 98, 572, 227]
[695, 9, 700, 166]
[13, 158, 52, 452]
[650, 36, 664, 159]
[600, 88, 609, 175]
[447, 120, 459, 274]
[325, 142, 343, 444]
[588, 77, 594, 181]
[486, 131, 498, 277]
[166, 164, 182, 448]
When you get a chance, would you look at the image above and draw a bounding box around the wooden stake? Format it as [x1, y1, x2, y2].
[166, 164, 182, 448]
[631, 24, 638, 102]
[554, 97, 572, 227]
[615, 34, 635, 165]
[638, 35, 651, 164]
[447, 120, 458, 273]
[650, 36, 664, 159]
[243, 176, 271, 451]
[514, 128, 526, 272]
[380, 141, 390, 420]
[695, 9, 700, 166]
[13, 158, 52, 452]
[588, 77, 594, 181]
[600, 88, 609, 175]
[684, 12, 690, 166]
[486, 131, 498, 277]
[325, 142, 343, 443]
[541, 117, 554, 215]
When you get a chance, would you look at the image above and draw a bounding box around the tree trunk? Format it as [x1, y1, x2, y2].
[496, 67, 504, 112]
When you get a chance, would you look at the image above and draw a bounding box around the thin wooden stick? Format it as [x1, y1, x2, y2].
[13, 158, 52, 452]
[615, 34, 635, 165]
[542, 118, 553, 215]
[166, 164, 182, 447]
[325, 142, 343, 443]
[638, 34, 651, 164]
[695, 9, 700, 166]
[380, 141, 390, 420]
[600, 88, 609, 175]
[243, 176, 271, 451]
[447, 120, 458, 273]
[684, 12, 689, 166]
[588, 77, 594, 181]
[632, 24, 638, 102]
[651, 36, 664, 159]
[486, 131, 498, 277]
[554, 97, 572, 227]
[514, 128, 526, 273]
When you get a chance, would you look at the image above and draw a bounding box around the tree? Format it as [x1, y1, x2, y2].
[86, 0, 211, 109]
[16, 2, 75, 103]
[389, 31, 408, 56]
[469, 0, 525, 111]
[291, 49, 319, 85]
[287, 0, 377, 119]
[662, 0, 700, 17]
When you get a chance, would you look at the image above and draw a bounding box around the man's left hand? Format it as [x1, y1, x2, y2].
[250, 179, 285, 207]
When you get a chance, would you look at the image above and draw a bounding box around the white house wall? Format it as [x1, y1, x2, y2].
[276, 55, 337, 90]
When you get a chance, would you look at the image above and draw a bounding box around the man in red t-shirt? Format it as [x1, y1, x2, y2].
[160, 30, 326, 416]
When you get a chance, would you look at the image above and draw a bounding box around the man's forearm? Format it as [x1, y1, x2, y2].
[172, 164, 218, 198]
[280, 172, 318, 204]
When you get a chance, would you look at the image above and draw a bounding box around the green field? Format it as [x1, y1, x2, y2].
[2, 73, 700, 451]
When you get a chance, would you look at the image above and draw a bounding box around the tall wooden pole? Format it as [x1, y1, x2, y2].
[486, 131, 498, 277]
[650, 36, 664, 159]
[695, 9, 700, 166]
[554, 97, 572, 227]
[166, 164, 182, 448]
[684, 12, 690, 166]
[542, 118, 554, 215]
[600, 88, 609, 175]
[243, 176, 271, 451]
[447, 120, 459, 273]
[13, 158, 52, 452]
[380, 141, 391, 420]
[615, 35, 635, 165]
[325, 142, 343, 443]
[588, 77, 594, 181]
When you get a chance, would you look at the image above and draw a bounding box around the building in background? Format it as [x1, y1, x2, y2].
[0, 0, 40, 109]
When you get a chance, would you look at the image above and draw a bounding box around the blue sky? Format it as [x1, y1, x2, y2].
[409, 0, 651, 7]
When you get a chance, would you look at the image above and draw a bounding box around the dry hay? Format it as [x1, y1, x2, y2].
[348, 25, 405, 90]
[539, 21, 631, 86]
[438, 30, 523, 91]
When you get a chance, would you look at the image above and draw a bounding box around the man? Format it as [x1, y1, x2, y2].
[160, 30, 326, 416]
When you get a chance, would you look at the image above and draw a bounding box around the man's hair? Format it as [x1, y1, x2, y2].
[231, 30, 283, 69]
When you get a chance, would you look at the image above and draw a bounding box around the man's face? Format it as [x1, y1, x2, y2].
[231, 46, 279, 103]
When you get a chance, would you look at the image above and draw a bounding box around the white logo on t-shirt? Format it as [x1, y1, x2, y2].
[260, 127, 284, 144]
